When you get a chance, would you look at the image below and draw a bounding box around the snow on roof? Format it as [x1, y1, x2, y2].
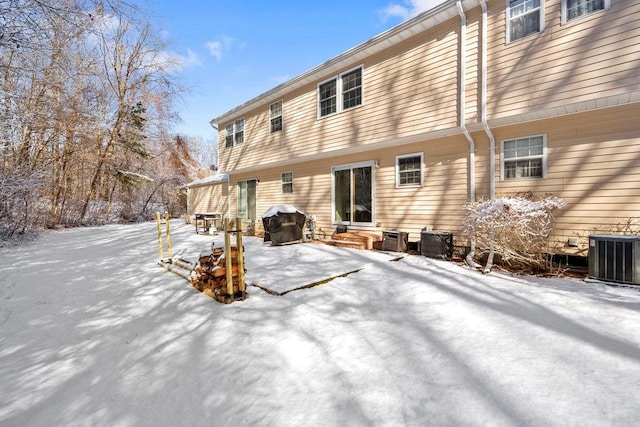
[262, 205, 305, 218]
[184, 173, 228, 188]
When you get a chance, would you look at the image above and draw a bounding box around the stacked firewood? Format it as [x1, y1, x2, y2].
[190, 246, 248, 303]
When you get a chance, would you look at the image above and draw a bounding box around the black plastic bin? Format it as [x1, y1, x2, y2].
[262, 205, 306, 245]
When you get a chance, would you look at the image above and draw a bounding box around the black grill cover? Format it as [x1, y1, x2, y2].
[262, 205, 306, 245]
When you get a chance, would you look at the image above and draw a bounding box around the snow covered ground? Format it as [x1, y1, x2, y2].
[1, 220, 640, 426]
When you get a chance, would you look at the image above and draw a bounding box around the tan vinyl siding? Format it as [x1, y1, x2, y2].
[375, 138, 470, 241]
[219, 18, 462, 173]
[486, 103, 640, 252]
[187, 183, 228, 217]
[486, 0, 640, 120]
[230, 165, 333, 236]
[464, 6, 481, 125]
[227, 135, 471, 244]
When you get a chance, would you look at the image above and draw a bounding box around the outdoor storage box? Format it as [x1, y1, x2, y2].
[421, 231, 453, 259]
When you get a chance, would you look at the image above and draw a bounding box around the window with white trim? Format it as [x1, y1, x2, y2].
[562, 0, 610, 23]
[501, 135, 547, 180]
[342, 68, 362, 110]
[507, 0, 544, 43]
[318, 66, 363, 118]
[396, 153, 424, 188]
[270, 100, 283, 133]
[319, 80, 337, 117]
[281, 171, 293, 194]
[225, 117, 244, 148]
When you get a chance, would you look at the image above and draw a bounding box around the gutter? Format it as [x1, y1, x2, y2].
[456, 0, 476, 202]
[479, 0, 496, 199]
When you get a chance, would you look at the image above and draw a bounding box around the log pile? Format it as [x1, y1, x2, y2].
[190, 246, 248, 304]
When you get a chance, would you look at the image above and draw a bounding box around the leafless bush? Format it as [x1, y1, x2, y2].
[463, 194, 566, 273]
[0, 166, 48, 242]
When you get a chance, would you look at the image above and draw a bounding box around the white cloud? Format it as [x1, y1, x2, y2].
[206, 41, 223, 60]
[380, 0, 446, 22]
[153, 49, 202, 73]
[182, 49, 202, 68]
[205, 36, 235, 61]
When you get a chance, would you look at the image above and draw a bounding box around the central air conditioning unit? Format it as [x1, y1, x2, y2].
[421, 231, 453, 259]
[588, 235, 640, 285]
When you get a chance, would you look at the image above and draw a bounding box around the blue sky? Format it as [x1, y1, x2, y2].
[149, 0, 445, 142]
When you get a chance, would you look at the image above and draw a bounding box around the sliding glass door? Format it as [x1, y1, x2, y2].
[332, 161, 375, 227]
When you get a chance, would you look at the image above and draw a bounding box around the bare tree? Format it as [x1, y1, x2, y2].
[1, 0, 194, 241]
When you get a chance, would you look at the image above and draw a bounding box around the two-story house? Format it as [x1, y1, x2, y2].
[209, 0, 640, 256]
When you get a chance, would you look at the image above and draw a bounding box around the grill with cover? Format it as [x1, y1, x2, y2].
[262, 205, 306, 245]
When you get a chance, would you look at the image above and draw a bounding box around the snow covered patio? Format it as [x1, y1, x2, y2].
[1, 221, 640, 426]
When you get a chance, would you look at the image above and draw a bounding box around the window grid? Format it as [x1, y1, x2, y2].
[566, 0, 605, 21]
[270, 100, 283, 133]
[281, 171, 293, 194]
[225, 118, 245, 148]
[318, 66, 363, 118]
[225, 123, 234, 148]
[235, 118, 244, 145]
[502, 136, 545, 180]
[509, 0, 541, 42]
[342, 69, 362, 110]
[319, 80, 337, 117]
[396, 153, 423, 187]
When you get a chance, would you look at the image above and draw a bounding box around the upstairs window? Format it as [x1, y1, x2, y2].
[281, 171, 293, 194]
[270, 100, 283, 133]
[396, 153, 424, 188]
[507, 0, 543, 43]
[319, 80, 337, 117]
[318, 66, 363, 118]
[501, 135, 547, 180]
[563, 0, 609, 23]
[225, 117, 244, 148]
[342, 68, 362, 110]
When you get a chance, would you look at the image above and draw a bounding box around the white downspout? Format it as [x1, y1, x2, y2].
[458, 0, 481, 269]
[479, 0, 496, 199]
[456, 0, 476, 202]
